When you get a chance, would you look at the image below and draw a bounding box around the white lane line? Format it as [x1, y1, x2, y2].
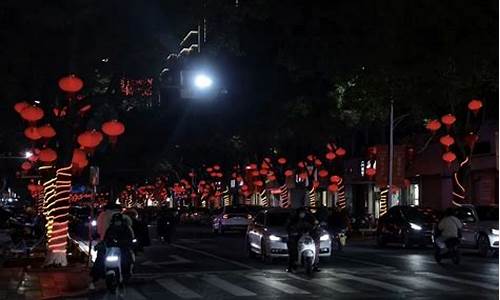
[379, 254, 436, 264]
[311, 278, 357, 293]
[332, 272, 413, 293]
[122, 287, 147, 300]
[203, 275, 257, 296]
[156, 278, 202, 299]
[385, 273, 458, 291]
[459, 272, 499, 280]
[417, 272, 499, 290]
[172, 243, 257, 270]
[246, 275, 310, 294]
[335, 255, 395, 269]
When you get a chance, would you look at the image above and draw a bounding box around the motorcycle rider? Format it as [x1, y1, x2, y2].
[286, 207, 321, 273]
[435, 208, 463, 256]
[90, 204, 133, 290]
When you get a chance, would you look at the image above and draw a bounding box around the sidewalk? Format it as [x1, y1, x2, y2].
[0, 241, 93, 300]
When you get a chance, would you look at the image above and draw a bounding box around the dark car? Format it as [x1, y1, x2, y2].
[376, 206, 438, 248]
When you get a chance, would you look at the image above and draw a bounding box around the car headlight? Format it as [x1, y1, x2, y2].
[106, 255, 119, 262]
[320, 234, 330, 241]
[269, 234, 282, 241]
[491, 229, 499, 235]
[410, 223, 422, 231]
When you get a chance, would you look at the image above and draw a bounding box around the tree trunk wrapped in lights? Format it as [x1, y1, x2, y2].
[45, 164, 72, 266]
[13, 74, 125, 267]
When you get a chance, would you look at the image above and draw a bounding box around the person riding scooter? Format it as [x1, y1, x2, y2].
[434, 208, 463, 258]
[286, 207, 321, 273]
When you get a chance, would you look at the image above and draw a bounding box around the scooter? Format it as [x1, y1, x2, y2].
[296, 233, 317, 276]
[104, 246, 122, 293]
[104, 239, 136, 293]
[434, 237, 461, 264]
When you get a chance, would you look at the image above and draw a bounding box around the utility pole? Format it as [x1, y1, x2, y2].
[388, 100, 394, 207]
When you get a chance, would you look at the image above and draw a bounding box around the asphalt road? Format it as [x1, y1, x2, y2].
[84, 224, 499, 300]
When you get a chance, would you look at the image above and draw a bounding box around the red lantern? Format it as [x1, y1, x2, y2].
[77, 130, 103, 150]
[468, 99, 483, 115]
[277, 158, 287, 165]
[314, 159, 322, 166]
[101, 120, 125, 137]
[328, 184, 339, 193]
[366, 167, 376, 178]
[213, 165, 221, 171]
[306, 154, 314, 161]
[251, 170, 260, 177]
[267, 175, 276, 182]
[39, 148, 57, 163]
[464, 132, 479, 149]
[325, 152, 336, 161]
[318, 170, 329, 178]
[264, 157, 272, 163]
[284, 170, 294, 177]
[297, 161, 305, 168]
[21, 161, 32, 171]
[249, 163, 258, 170]
[206, 167, 213, 173]
[440, 114, 456, 129]
[72, 149, 87, 167]
[14, 102, 29, 114]
[312, 180, 320, 188]
[442, 151, 457, 165]
[299, 172, 308, 180]
[439, 135, 455, 150]
[241, 185, 249, 191]
[24, 127, 42, 141]
[330, 175, 341, 183]
[335, 147, 346, 157]
[58, 74, 84, 93]
[326, 143, 334, 151]
[38, 124, 56, 139]
[20, 105, 44, 122]
[425, 119, 441, 133]
[259, 169, 268, 175]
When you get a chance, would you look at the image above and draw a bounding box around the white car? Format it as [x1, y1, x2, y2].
[246, 208, 331, 263]
[212, 206, 252, 234]
[453, 205, 499, 257]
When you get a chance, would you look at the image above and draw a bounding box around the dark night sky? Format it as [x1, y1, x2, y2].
[0, 0, 498, 187]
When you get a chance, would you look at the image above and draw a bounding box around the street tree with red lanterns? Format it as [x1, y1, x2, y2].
[13, 75, 125, 267]
[424, 99, 485, 206]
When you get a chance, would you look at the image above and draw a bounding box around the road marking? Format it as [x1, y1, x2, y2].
[122, 287, 147, 300]
[202, 275, 257, 296]
[246, 275, 310, 294]
[379, 254, 436, 264]
[332, 272, 413, 293]
[311, 278, 357, 293]
[141, 255, 193, 266]
[334, 255, 395, 269]
[385, 273, 458, 291]
[172, 243, 257, 270]
[156, 278, 202, 299]
[459, 272, 499, 280]
[417, 272, 499, 290]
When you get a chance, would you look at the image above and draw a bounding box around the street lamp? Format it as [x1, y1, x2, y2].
[25, 151, 33, 159]
[194, 73, 213, 89]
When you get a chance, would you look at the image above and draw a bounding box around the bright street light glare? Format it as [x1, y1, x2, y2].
[194, 74, 213, 89]
[24, 151, 33, 159]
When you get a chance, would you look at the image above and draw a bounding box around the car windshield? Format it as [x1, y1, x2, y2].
[402, 207, 436, 223]
[475, 206, 498, 221]
[224, 207, 249, 214]
[266, 212, 291, 227]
